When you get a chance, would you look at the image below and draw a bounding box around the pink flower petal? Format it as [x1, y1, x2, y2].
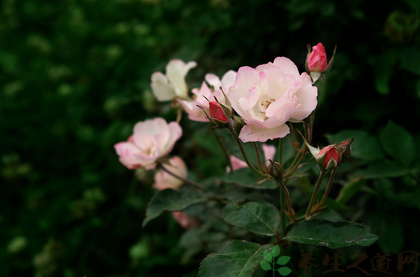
[239, 124, 290, 143]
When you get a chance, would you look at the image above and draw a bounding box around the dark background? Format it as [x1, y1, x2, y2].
[1, 0, 419, 276]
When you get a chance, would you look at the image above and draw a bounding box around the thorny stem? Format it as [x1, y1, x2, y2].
[281, 180, 295, 222]
[157, 163, 206, 190]
[284, 144, 307, 178]
[278, 138, 284, 164]
[305, 170, 327, 220]
[289, 123, 298, 149]
[210, 127, 232, 171]
[226, 119, 268, 178]
[278, 182, 286, 234]
[253, 142, 265, 173]
[284, 118, 313, 178]
[319, 168, 337, 209]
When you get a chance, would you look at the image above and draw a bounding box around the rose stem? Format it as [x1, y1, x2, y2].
[289, 123, 298, 150]
[158, 163, 206, 190]
[226, 119, 267, 178]
[253, 142, 265, 173]
[318, 168, 337, 209]
[278, 138, 283, 164]
[210, 127, 233, 171]
[305, 170, 327, 220]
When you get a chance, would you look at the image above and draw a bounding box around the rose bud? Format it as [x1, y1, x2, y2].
[305, 141, 342, 171]
[267, 159, 284, 181]
[306, 43, 336, 83]
[317, 145, 341, 171]
[336, 137, 354, 165]
[209, 101, 229, 123]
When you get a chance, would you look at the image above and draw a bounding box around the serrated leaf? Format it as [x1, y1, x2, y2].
[380, 121, 415, 167]
[142, 187, 211, 227]
[260, 261, 272, 271]
[199, 240, 273, 277]
[220, 168, 277, 189]
[325, 130, 384, 161]
[271, 244, 280, 257]
[276, 256, 291, 266]
[222, 201, 280, 237]
[278, 266, 292, 276]
[364, 160, 409, 178]
[263, 251, 273, 262]
[284, 219, 378, 249]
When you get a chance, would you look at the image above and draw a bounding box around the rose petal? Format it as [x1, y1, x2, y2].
[239, 124, 290, 143]
[151, 72, 176, 101]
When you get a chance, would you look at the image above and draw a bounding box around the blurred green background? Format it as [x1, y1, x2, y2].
[1, 0, 420, 276]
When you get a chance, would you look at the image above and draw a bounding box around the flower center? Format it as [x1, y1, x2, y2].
[258, 97, 275, 113]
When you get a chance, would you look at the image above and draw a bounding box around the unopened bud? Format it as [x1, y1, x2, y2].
[305, 43, 336, 83]
[209, 101, 229, 123]
[336, 137, 354, 164]
[317, 145, 341, 171]
[305, 141, 341, 171]
[267, 159, 283, 181]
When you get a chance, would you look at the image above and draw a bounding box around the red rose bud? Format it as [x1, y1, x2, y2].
[305, 43, 336, 83]
[317, 145, 341, 171]
[209, 101, 229, 124]
[336, 137, 354, 164]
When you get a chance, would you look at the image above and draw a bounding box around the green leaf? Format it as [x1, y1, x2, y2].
[325, 130, 384, 161]
[380, 121, 415, 167]
[199, 240, 273, 277]
[284, 219, 378, 249]
[276, 256, 291, 266]
[271, 244, 280, 257]
[142, 187, 211, 227]
[364, 160, 409, 178]
[220, 168, 277, 189]
[263, 251, 273, 262]
[222, 201, 280, 237]
[278, 267, 292, 276]
[260, 261, 272, 271]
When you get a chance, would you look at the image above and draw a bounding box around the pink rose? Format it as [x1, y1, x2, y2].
[151, 59, 196, 101]
[228, 57, 317, 142]
[307, 43, 328, 72]
[153, 156, 188, 190]
[178, 70, 236, 122]
[114, 118, 182, 170]
[171, 211, 199, 229]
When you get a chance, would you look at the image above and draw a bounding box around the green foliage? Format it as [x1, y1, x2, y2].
[1, 0, 420, 276]
[220, 168, 277, 189]
[284, 219, 379, 249]
[199, 240, 273, 277]
[222, 201, 280, 237]
[143, 187, 212, 227]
